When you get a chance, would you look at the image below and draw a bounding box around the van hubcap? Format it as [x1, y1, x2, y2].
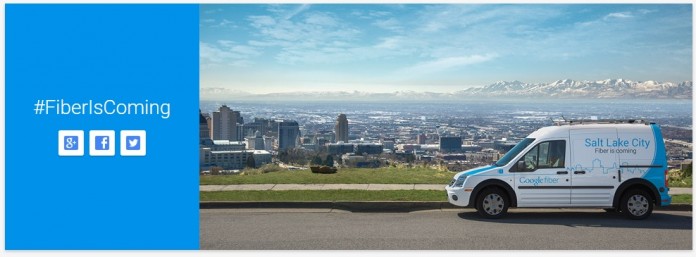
[627, 194, 649, 216]
[483, 193, 504, 215]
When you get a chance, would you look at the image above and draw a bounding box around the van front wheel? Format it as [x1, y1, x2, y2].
[621, 189, 653, 220]
[475, 188, 509, 219]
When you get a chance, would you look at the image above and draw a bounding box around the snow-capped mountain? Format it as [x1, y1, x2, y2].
[455, 79, 692, 99]
[200, 79, 692, 101]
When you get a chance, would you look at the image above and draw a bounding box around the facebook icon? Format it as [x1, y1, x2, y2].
[89, 130, 115, 156]
[95, 136, 110, 150]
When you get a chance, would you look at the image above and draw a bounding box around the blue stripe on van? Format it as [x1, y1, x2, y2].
[463, 165, 494, 176]
[645, 124, 670, 206]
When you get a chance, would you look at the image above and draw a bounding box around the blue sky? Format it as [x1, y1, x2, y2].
[200, 4, 692, 94]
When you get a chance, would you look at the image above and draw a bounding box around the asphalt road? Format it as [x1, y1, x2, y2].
[200, 208, 692, 250]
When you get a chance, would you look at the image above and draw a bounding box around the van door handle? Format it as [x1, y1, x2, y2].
[618, 170, 622, 182]
[574, 171, 586, 174]
[557, 171, 568, 174]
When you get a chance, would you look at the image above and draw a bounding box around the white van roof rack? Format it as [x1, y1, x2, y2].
[554, 119, 651, 126]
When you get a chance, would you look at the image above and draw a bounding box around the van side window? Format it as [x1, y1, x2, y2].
[518, 140, 566, 171]
[539, 140, 565, 169]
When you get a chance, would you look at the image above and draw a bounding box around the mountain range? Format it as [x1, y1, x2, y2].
[201, 79, 692, 101]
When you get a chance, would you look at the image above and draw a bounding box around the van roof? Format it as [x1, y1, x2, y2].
[528, 123, 654, 139]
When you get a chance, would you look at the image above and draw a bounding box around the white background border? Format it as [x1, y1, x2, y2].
[1, 0, 694, 257]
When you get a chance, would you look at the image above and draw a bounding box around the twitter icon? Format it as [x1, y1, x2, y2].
[126, 136, 140, 150]
[120, 130, 146, 156]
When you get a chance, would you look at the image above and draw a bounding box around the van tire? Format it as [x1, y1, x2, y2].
[475, 188, 509, 219]
[620, 189, 653, 220]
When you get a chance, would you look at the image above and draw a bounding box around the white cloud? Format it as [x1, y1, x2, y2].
[284, 4, 310, 20]
[372, 18, 402, 31]
[209, 18, 237, 29]
[400, 53, 499, 76]
[249, 15, 276, 27]
[369, 11, 392, 17]
[637, 9, 657, 15]
[200, 41, 261, 67]
[604, 12, 634, 20]
[375, 36, 403, 49]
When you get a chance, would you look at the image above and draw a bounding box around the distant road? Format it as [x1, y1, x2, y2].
[200, 208, 692, 250]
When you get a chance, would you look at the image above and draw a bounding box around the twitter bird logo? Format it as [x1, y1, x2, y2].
[120, 130, 146, 156]
[126, 136, 140, 150]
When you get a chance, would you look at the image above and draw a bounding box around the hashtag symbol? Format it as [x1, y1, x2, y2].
[34, 100, 45, 114]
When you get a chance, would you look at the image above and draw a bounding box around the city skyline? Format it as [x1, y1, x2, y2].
[200, 4, 692, 99]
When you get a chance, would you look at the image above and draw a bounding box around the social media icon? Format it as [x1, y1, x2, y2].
[64, 136, 78, 150]
[90, 130, 115, 156]
[58, 130, 84, 156]
[126, 136, 140, 150]
[121, 130, 146, 156]
[95, 136, 110, 150]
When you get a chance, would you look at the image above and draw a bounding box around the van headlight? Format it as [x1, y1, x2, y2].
[453, 175, 467, 187]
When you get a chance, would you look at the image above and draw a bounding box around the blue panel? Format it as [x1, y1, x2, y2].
[6, 4, 199, 249]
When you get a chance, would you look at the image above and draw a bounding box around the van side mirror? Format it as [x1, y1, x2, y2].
[517, 160, 526, 171]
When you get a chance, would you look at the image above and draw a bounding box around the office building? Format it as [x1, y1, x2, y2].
[200, 139, 246, 151]
[212, 105, 240, 141]
[200, 149, 272, 170]
[245, 131, 265, 150]
[277, 120, 300, 150]
[439, 136, 463, 152]
[199, 110, 210, 143]
[263, 136, 274, 151]
[328, 142, 355, 155]
[417, 133, 427, 144]
[335, 114, 348, 142]
[355, 143, 383, 155]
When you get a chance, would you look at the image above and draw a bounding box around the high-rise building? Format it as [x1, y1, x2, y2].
[277, 120, 300, 150]
[335, 114, 348, 142]
[417, 133, 427, 144]
[212, 105, 240, 141]
[199, 110, 211, 144]
[245, 131, 265, 150]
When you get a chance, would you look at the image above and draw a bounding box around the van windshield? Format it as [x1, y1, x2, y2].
[494, 138, 535, 167]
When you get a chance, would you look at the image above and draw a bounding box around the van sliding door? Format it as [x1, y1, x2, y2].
[569, 128, 619, 207]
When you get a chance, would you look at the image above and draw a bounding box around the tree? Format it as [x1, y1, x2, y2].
[324, 155, 334, 167]
[246, 154, 256, 168]
[683, 163, 693, 177]
[311, 155, 323, 165]
[277, 150, 289, 163]
[405, 154, 415, 163]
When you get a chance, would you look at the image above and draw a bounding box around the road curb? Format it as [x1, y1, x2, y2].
[200, 201, 692, 212]
[200, 201, 455, 212]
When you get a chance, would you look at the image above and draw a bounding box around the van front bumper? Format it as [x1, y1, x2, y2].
[446, 186, 472, 207]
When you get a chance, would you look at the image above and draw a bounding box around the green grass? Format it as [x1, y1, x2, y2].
[200, 167, 454, 185]
[200, 190, 445, 202]
[672, 194, 692, 204]
[668, 176, 692, 188]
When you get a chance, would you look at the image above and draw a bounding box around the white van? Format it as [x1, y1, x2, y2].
[446, 120, 671, 219]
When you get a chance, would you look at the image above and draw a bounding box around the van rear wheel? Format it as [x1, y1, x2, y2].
[475, 188, 509, 219]
[621, 189, 653, 220]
